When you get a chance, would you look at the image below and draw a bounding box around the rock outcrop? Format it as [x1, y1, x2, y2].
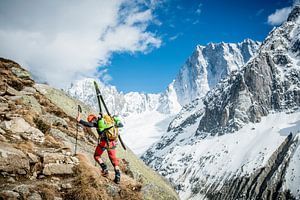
[0, 58, 179, 200]
[198, 5, 300, 135]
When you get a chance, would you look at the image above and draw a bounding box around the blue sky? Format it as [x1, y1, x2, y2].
[107, 0, 293, 93]
[0, 0, 295, 91]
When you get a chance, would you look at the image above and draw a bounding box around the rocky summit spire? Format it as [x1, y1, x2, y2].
[198, 5, 300, 135]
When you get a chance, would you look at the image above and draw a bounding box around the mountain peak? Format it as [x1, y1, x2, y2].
[198, 5, 300, 135]
[287, 4, 300, 22]
[165, 40, 261, 107]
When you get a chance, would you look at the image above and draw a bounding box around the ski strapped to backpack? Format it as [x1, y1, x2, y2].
[93, 81, 127, 150]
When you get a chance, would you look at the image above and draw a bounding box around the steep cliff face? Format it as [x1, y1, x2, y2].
[160, 39, 261, 113]
[205, 133, 298, 200]
[142, 5, 300, 200]
[143, 110, 300, 200]
[198, 6, 300, 135]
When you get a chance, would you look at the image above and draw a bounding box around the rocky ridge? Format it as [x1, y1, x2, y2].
[67, 40, 260, 116]
[198, 6, 300, 135]
[0, 58, 179, 200]
[142, 5, 300, 200]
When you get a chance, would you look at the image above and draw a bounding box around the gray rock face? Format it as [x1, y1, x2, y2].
[43, 113, 68, 128]
[0, 117, 44, 143]
[41, 152, 78, 176]
[175, 40, 260, 106]
[204, 134, 297, 200]
[198, 6, 300, 135]
[158, 39, 261, 114]
[143, 5, 300, 200]
[11, 67, 31, 80]
[0, 190, 20, 200]
[21, 95, 42, 114]
[0, 142, 30, 175]
[43, 163, 74, 176]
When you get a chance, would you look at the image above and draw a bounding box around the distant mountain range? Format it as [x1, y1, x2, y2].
[67, 37, 260, 156]
[68, 39, 260, 116]
[142, 5, 300, 200]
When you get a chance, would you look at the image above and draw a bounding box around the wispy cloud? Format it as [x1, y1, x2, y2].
[169, 23, 175, 28]
[196, 3, 202, 15]
[176, 5, 183, 10]
[193, 20, 200, 25]
[169, 33, 183, 41]
[256, 9, 264, 16]
[267, 6, 292, 25]
[0, 0, 162, 88]
[98, 68, 112, 83]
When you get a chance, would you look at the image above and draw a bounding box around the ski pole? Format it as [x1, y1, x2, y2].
[75, 105, 82, 155]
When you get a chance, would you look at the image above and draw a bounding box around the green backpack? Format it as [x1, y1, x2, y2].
[98, 115, 118, 141]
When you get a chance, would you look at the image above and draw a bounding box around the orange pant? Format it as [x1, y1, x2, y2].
[94, 139, 118, 167]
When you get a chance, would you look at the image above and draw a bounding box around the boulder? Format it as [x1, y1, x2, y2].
[13, 184, 31, 197]
[49, 128, 66, 139]
[0, 102, 9, 112]
[27, 152, 39, 163]
[0, 120, 12, 130]
[21, 87, 37, 95]
[0, 134, 7, 142]
[7, 177, 16, 183]
[21, 95, 42, 114]
[0, 96, 6, 103]
[61, 183, 72, 189]
[6, 86, 21, 96]
[43, 114, 68, 128]
[0, 190, 20, 200]
[11, 67, 31, 80]
[0, 127, 6, 134]
[43, 163, 74, 175]
[43, 152, 66, 164]
[0, 142, 30, 175]
[8, 95, 22, 101]
[105, 184, 120, 197]
[1, 117, 44, 143]
[28, 192, 42, 200]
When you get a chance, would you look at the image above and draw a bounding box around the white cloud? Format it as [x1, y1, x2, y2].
[256, 9, 264, 16]
[196, 3, 202, 15]
[98, 69, 112, 84]
[169, 33, 182, 41]
[267, 6, 292, 25]
[0, 0, 161, 88]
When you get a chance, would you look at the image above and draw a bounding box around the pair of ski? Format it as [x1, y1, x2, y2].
[93, 81, 127, 150]
[74, 81, 127, 156]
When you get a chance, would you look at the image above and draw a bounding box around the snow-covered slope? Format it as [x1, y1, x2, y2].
[144, 111, 300, 199]
[67, 78, 160, 116]
[142, 4, 300, 200]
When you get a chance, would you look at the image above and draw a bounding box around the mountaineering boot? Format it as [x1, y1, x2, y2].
[114, 169, 121, 184]
[100, 163, 109, 177]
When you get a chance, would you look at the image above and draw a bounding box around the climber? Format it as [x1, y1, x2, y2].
[76, 113, 124, 184]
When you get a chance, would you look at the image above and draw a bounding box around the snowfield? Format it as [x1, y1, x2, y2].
[121, 110, 175, 155]
[147, 110, 300, 200]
